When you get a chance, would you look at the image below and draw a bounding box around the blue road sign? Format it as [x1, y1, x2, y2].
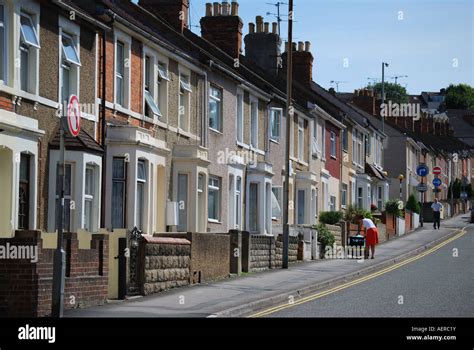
[416, 164, 429, 177]
[433, 177, 442, 187]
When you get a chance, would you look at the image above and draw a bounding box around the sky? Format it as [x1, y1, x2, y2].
[137, 0, 474, 94]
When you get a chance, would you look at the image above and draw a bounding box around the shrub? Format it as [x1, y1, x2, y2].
[385, 199, 403, 217]
[344, 205, 373, 223]
[316, 224, 335, 250]
[319, 211, 343, 225]
[405, 194, 421, 214]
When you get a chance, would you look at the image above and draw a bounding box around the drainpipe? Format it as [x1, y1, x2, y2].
[100, 15, 115, 229]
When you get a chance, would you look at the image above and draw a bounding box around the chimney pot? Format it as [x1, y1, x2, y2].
[256, 16, 263, 32]
[272, 22, 277, 34]
[213, 2, 219, 16]
[249, 22, 255, 34]
[231, 1, 239, 16]
[284, 41, 289, 52]
[217, 2, 222, 15]
[305, 41, 311, 52]
[264, 22, 269, 33]
[206, 3, 213, 16]
[221, 1, 230, 16]
[298, 41, 304, 52]
[292, 42, 297, 51]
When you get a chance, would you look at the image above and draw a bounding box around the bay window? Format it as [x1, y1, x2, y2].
[208, 176, 221, 222]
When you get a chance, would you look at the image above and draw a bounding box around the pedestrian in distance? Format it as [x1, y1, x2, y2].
[431, 198, 443, 229]
[357, 215, 379, 259]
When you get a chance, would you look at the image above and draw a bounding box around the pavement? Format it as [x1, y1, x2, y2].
[65, 214, 473, 318]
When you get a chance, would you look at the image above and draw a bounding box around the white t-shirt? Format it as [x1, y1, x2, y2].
[362, 218, 376, 229]
[431, 202, 443, 212]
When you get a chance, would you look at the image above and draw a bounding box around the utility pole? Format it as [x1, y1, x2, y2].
[381, 62, 389, 133]
[52, 117, 67, 317]
[282, 0, 293, 269]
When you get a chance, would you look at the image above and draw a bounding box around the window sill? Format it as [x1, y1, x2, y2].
[0, 84, 59, 109]
[330, 155, 337, 160]
[270, 138, 280, 144]
[209, 127, 223, 135]
[208, 219, 222, 224]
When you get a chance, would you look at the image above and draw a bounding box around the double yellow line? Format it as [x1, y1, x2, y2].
[249, 228, 468, 318]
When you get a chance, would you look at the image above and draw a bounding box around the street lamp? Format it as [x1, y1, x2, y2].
[381, 62, 389, 133]
[398, 174, 405, 201]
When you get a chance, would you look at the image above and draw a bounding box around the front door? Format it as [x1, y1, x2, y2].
[18, 154, 30, 230]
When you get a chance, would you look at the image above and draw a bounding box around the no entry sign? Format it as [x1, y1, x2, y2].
[433, 166, 442, 176]
[67, 95, 81, 137]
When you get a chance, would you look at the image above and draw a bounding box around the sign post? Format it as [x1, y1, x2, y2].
[416, 164, 429, 227]
[52, 95, 81, 317]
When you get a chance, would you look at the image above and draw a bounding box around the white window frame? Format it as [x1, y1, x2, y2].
[59, 16, 80, 105]
[114, 29, 131, 109]
[235, 176, 242, 229]
[209, 84, 223, 132]
[208, 176, 221, 222]
[329, 195, 336, 212]
[312, 118, 321, 156]
[136, 159, 147, 231]
[143, 52, 161, 120]
[250, 96, 259, 149]
[17, 4, 40, 95]
[84, 165, 96, 232]
[330, 131, 336, 159]
[271, 186, 283, 220]
[297, 189, 306, 224]
[298, 118, 304, 161]
[179, 67, 191, 131]
[321, 121, 326, 161]
[269, 107, 282, 142]
[0, 2, 7, 85]
[236, 91, 244, 143]
[341, 183, 347, 208]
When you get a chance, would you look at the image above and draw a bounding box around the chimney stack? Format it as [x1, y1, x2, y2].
[244, 15, 282, 76]
[281, 40, 314, 87]
[352, 88, 376, 116]
[139, 0, 189, 33]
[201, 1, 243, 58]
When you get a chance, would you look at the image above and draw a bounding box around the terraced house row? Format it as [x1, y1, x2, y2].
[0, 0, 472, 315]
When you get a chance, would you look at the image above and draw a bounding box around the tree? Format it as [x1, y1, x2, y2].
[366, 82, 408, 104]
[445, 84, 474, 110]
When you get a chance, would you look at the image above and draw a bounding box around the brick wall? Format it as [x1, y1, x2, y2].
[187, 232, 230, 283]
[0, 231, 108, 317]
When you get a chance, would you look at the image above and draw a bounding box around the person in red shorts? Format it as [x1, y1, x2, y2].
[358, 216, 379, 259]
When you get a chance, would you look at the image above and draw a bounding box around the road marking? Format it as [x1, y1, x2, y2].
[249, 228, 468, 318]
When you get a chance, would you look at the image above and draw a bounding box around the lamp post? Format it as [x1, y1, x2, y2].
[398, 174, 405, 201]
[381, 62, 389, 133]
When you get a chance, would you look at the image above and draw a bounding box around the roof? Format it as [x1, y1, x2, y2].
[446, 109, 474, 147]
[365, 163, 386, 181]
[49, 128, 104, 155]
